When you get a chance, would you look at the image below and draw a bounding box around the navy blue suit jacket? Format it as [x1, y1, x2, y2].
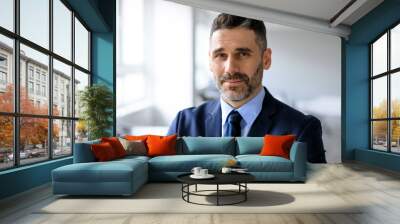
[167, 88, 326, 163]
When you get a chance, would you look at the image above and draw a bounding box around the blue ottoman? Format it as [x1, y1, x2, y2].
[52, 157, 148, 196]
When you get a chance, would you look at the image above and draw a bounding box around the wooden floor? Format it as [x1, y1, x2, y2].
[1, 162, 400, 224]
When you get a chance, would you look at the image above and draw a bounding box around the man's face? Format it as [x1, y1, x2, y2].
[209, 27, 271, 102]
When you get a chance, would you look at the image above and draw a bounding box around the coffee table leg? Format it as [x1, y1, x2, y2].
[217, 184, 219, 206]
[245, 183, 247, 201]
[195, 184, 197, 192]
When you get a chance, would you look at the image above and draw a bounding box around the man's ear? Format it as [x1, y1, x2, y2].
[263, 48, 272, 70]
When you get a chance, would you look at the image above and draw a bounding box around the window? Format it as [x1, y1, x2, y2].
[0, 0, 91, 170]
[53, 59, 72, 117]
[0, 55, 7, 67]
[371, 23, 400, 154]
[28, 81, 34, 93]
[29, 67, 34, 80]
[75, 18, 89, 70]
[20, 0, 49, 49]
[0, 71, 6, 85]
[35, 70, 40, 81]
[0, 54, 7, 86]
[35, 83, 40, 95]
[42, 85, 46, 97]
[0, 0, 14, 32]
[53, 0, 72, 60]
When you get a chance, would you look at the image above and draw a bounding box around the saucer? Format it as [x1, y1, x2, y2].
[190, 174, 215, 179]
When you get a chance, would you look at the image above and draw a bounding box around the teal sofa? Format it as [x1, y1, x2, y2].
[52, 137, 307, 196]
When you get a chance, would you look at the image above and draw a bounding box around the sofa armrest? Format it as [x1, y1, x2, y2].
[73, 140, 100, 163]
[289, 141, 307, 181]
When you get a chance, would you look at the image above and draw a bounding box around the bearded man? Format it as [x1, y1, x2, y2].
[167, 13, 326, 163]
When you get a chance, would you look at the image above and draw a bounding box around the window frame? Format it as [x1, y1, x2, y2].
[370, 21, 400, 154]
[0, 0, 92, 171]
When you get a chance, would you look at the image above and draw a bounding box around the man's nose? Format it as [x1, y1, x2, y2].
[224, 57, 239, 74]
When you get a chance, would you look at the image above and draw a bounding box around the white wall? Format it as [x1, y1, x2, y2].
[264, 23, 341, 163]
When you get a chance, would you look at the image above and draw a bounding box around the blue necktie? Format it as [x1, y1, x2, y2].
[225, 110, 242, 137]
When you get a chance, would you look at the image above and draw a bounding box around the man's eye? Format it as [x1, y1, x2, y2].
[215, 54, 226, 59]
[239, 52, 249, 57]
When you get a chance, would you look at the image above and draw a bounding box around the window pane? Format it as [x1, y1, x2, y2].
[0, 34, 14, 112]
[391, 24, 400, 70]
[75, 18, 89, 70]
[391, 72, 400, 118]
[20, 44, 49, 115]
[53, 119, 72, 158]
[0, 116, 13, 170]
[53, 0, 72, 60]
[372, 33, 387, 76]
[372, 121, 387, 151]
[391, 120, 400, 153]
[372, 77, 387, 119]
[0, 0, 14, 31]
[74, 69, 89, 118]
[75, 120, 88, 143]
[53, 59, 72, 117]
[20, 117, 49, 165]
[20, 0, 49, 49]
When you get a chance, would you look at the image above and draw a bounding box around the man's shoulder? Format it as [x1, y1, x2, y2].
[177, 99, 220, 116]
[272, 98, 320, 124]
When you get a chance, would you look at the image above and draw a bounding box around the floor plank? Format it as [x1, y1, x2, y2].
[1, 162, 400, 224]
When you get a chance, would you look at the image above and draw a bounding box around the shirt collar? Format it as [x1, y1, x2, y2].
[220, 88, 265, 125]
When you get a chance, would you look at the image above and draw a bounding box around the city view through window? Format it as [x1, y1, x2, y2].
[0, 0, 90, 170]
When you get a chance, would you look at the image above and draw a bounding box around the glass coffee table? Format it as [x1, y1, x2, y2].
[177, 172, 255, 206]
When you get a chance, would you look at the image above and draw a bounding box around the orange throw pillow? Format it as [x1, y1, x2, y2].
[91, 142, 117, 161]
[259, 134, 296, 159]
[124, 135, 150, 141]
[146, 134, 177, 157]
[101, 137, 127, 158]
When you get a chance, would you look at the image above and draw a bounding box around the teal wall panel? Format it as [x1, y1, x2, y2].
[344, 0, 400, 171]
[92, 33, 114, 88]
[0, 158, 72, 199]
[355, 149, 400, 172]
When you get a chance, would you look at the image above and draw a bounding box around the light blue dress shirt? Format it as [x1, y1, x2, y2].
[220, 88, 265, 136]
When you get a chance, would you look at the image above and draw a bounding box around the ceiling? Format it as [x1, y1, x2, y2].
[167, 0, 384, 38]
[224, 0, 383, 26]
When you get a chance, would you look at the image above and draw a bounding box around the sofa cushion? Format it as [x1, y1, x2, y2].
[148, 154, 235, 172]
[119, 138, 147, 156]
[91, 142, 118, 161]
[236, 155, 293, 172]
[260, 135, 296, 159]
[180, 137, 235, 155]
[236, 137, 263, 155]
[101, 137, 127, 158]
[147, 135, 177, 157]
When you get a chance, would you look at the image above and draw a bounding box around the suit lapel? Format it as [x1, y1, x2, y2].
[247, 87, 277, 136]
[205, 100, 222, 137]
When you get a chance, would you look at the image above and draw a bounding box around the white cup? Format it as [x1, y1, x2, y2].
[191, 167, 202, 176]
[200, 169, 208, 176]
[221, 167, 232, 174]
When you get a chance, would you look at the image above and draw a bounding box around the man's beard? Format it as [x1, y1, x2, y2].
[216, 63, 263, 102]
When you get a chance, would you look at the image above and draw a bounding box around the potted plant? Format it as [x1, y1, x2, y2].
[79, 84, 113, 140]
